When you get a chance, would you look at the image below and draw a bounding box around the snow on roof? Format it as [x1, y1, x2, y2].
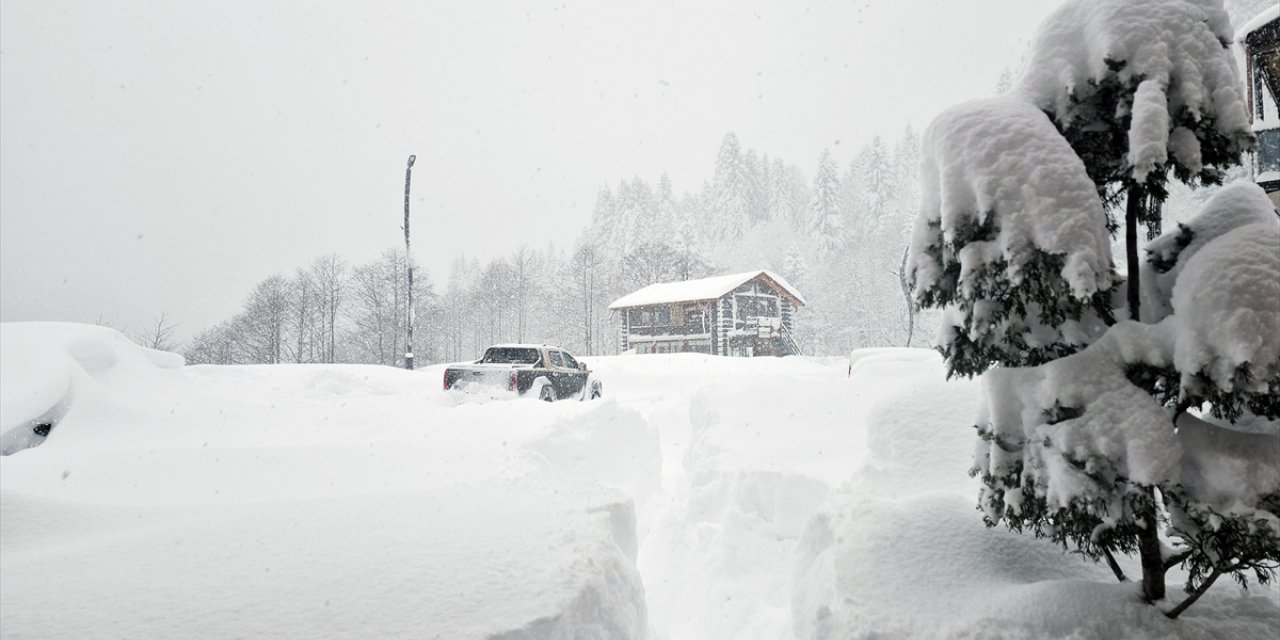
[608, 270, 806, 309]
[1237, 5, 1278, 41]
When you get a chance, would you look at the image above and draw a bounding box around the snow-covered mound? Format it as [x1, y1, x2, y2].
[1, 481, 646, 639]
[0, 323, 183, 455]
[0, 323, 652, 639]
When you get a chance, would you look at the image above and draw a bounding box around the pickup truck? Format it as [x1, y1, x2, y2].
[442, 344, 602, 402]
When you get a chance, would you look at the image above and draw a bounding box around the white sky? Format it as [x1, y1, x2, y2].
[1, 0, 1065, 338]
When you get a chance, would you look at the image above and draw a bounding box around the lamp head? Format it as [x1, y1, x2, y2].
[407, 154, 416, 167]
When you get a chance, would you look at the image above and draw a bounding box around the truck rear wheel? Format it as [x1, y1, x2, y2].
[539, 385, 556, 402]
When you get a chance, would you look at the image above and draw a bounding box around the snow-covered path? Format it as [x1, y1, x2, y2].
[2, 323, 1277, 639]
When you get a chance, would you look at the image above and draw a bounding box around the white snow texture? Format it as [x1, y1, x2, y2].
[1018, 0, 1251, 181]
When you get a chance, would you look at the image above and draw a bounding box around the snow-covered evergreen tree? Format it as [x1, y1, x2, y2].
[709, 133, 753, 244]
[770, 157, 809, 233]
[910, 0, 1276, 615]
[808, 149, 844, 256]
[655, 173, 679, 240]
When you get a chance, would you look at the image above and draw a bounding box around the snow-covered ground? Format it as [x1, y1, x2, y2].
[2, 323, 1277, 639]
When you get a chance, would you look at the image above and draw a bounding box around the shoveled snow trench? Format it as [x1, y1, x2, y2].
[1, 323, 1276, 639]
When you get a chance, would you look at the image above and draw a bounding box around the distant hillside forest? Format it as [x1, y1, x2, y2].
[184, 130, 931, 365]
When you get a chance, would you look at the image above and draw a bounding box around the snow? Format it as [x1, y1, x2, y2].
[1142, 181, 1280, 322]
[1237, 5, 1279, 43]
[607, 270, 806, 309]
[793, 342, 1279, 639]
[910, 96, 1113, 302]
[0, 323, 650, 639]
[1176, 412, 1280, 529]
[974, 322, 1184, 521]
[1017, 0, 1251, 181]
[1171, 220, 1280, 393]
[2, 324, 1277, 639]
[1136, 181, 1280, 391]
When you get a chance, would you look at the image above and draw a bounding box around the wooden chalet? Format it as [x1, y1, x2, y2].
[1241, 6, 1280, 201]
[608, 270, 805, 357]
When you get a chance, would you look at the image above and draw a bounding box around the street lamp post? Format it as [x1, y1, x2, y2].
[404, 154, 416, 370]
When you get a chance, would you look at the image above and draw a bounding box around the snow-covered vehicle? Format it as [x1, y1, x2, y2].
[442, 344, 602, 402]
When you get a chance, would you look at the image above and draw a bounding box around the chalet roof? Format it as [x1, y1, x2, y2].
[608, 270, 806, 309]
[1239, 5, 1278, 43]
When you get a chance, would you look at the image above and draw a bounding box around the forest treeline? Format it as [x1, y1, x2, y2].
[184, 130, 929, 365]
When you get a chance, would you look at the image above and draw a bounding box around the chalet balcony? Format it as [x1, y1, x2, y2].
[626, 324, 713, 338]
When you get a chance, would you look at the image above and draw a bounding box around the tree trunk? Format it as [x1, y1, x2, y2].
[1103, 548, 1127, 582]
[1139, 509, 1166, 601]
[1127, 184, 1166, 602]
[1125, 186, 1142, 322]
[1165, 567, 1222, 619]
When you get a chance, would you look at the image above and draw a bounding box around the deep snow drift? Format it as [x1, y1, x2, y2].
[1, 323, 1277, 639]
[0, 323, 650, 639]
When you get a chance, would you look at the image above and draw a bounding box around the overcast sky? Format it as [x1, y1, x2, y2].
[1, 0, 1067, 338]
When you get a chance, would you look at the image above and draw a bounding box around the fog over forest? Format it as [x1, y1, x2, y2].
[183, 128, 927, 365]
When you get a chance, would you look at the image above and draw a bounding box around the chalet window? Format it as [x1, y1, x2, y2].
[629, 309, 644, 326]
[686, 309, 703, 326]
[735, 295, 780, 319]
[654, 307, 670, 325]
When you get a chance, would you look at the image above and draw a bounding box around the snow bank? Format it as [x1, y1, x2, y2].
[0, 323, 182, 455]
[4, 326, 1275, 638]
[847, 346, 941, 378]
[0, 322, 652, 639]
[637, 351, 952, 640]
[523, 398, 662, 509]
[1, 480, 646, 640]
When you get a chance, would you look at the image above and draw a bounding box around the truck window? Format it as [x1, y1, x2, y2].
[480, 347, 540, 364]
[562, 352, 579, 370]
[549, 351, 564, 368]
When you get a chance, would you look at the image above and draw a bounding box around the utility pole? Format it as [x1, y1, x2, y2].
[404, 154, 416, 370]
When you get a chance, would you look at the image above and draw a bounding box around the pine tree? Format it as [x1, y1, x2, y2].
[808, 149, 844, 256]
[656, 173, 679, 239]
[710, 132, 753, 244]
